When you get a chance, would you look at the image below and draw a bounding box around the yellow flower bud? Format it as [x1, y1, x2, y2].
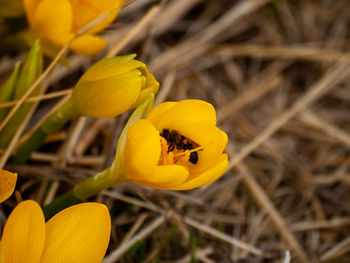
[71, 54, 159, 119]
[23, 0, 127, 54]
[120, 100, 229, 190]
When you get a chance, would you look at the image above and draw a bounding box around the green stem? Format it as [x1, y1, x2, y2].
[11, 98, 79, 164]
[43, 166, 125, 219]
[73, 166, 124, 200]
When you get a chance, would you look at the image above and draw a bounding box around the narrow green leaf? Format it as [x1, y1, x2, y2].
[15, 40, 43, 99]
[0, 62, 20, 122]
[0, 40, 43, 148]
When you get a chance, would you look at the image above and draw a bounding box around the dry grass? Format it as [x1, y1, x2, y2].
[1, 0, 350, 262]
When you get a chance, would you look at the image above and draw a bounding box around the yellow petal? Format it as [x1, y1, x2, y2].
[0, 169, 17, 203]
[23, 0, 41, 25]
[128, 71, 159, 108]
[220, 130, 229, 151]
[32, 0, 73, 46]
[144, 71, 160, 93]
[124, 119, 161, 181]
[73, 69, 143, 118]
[149, 165, 189, 186]
[79, 55, 144, 82]
[69, 34, 107, 55]
[131, 86, 156, 109]
[83, 7, 120, 35]
[154, 100, 217, 131]
[132, 70, 159, 108]
[0, 241, 3, 263]
[147, 101, 177, 125]
[40, 203, 111, 263]
[1, 200, 46, 263]
[130, 165, 189, 188]
[165, 154, 228, 190]
[69, 0, 126, 33]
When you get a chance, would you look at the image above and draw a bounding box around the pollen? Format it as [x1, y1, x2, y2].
[159, 136, 174, 165]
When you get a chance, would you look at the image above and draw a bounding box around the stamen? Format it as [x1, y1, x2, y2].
[160, 136, 173, 165]
[178, 151, 190, 163]
[173, 145, 204, 157]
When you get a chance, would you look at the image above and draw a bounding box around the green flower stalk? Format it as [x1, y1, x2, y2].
[12, 54, 159, 164]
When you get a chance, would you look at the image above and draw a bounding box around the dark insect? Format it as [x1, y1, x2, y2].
[160, 129, 200, 164]
[189, 151, 198, 164]
[168, 143, 175, 152]
[161, 129, 169, 139]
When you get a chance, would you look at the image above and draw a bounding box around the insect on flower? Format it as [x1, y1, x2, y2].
[120, 99, 229, 190]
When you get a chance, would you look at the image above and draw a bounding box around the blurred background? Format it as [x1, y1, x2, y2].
[1, 0, 350, 262]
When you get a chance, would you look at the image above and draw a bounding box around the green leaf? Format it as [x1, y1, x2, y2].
[0, 40, 43, 148]
[0, 62, 20, 122]
[14, 40, 43, 99]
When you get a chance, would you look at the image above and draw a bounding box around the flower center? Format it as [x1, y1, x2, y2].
[158, 129, 202, 169]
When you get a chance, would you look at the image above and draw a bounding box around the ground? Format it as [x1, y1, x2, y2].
[1, 0, 350, 262]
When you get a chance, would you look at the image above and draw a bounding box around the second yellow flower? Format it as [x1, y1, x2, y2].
[23, 0, 127, 54]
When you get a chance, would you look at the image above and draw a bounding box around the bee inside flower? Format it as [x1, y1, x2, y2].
[121, 99, 228, 190]
[159, 129, 201, 166]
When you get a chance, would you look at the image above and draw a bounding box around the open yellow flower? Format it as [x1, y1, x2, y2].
[23, 0, 127, 54]
[121, 100, 229, 190]
[1, 200, 111, 263]
[0, 169, 17, 203]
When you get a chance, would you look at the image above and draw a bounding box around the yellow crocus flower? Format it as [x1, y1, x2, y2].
[1, 200, 111, 263]
[23, 0, 127, 55]
[0, 169, 17, 203]
[121, 100, 229, 190]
